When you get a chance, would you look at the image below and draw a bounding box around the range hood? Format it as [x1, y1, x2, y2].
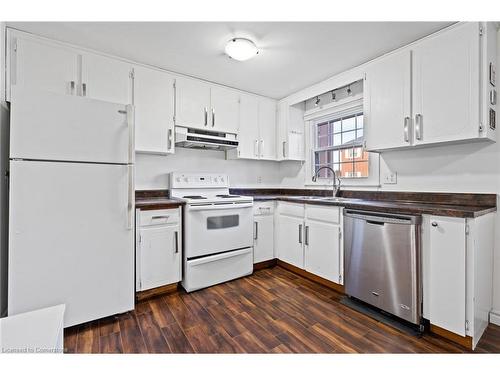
[175, 126, 238, 151]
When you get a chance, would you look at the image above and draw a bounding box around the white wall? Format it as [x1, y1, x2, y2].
[135, 148, 285, 190]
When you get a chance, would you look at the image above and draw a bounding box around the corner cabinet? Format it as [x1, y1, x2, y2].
[364, 22, 497, 152]
[136, 208, 182, 292]
[276, 101, 305, 161]
[133, 67, 175, 154]
[276, 202, 343, 284]
[422, 213, 495, 349]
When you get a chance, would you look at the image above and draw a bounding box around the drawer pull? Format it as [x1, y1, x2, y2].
[152, 215, 170, 220]
[174, 231, 179, 253]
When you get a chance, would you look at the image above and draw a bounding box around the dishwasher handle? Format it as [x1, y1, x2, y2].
[344, 209, 421, 225]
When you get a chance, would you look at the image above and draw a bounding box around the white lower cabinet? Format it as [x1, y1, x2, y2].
[253, 202, 275, 264]
[276, 202, 343, 284]
[422, 213, 495, 349]
[136, 208, 182, 291]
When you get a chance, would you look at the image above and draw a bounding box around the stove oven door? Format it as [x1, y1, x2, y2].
[184, 202, 254, 258]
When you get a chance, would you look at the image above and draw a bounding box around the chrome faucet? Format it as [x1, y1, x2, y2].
[312, 166, 341, 197]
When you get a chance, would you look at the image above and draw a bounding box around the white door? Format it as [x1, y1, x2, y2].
[258, 98, 277, 160]
[427, 216, 467, 336]
[364, 49, 412, 150]
[304, 220, 341, 283]
[81, 53, 133, 104]
[254, 215, 274, 263]
[10, 88, 132, 164]
[134, 66, 175, 154]
[210, 86, 240, 134]
[8, 161, 134, 327]
[238, 94, 260, 159]
[277, 215, 304, 268]
[10, 34, 78, 98]
[175, 77, 211, 130]
[412, 23, 480, 145]
[139, 225, 181, 290]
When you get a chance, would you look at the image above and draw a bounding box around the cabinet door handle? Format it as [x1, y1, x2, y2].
[254, 140, 259, 157]
[259, 140, 264, 157]
[204, 107, 208, 126]
[70, 80, 75, 95]
[174, 231, 179, 253]
[168, 128, 173, 151]
[254, 221, 258, 240]
[415, 113, 422, 140]
[82, 83, 87, 97]
[282, 141, 286, 158]
[404, 116, 410, 142]
[431, 222, 438, 227]
[212, 108, 215, 127]
[299, 224, 303, 244]
[305, 225, 309, 246]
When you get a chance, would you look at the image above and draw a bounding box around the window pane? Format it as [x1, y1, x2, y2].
[354, 161, 369, 177]
[332, 120, 342, 133]
[317, 135, 330, 148]
[317, 122, 329, 136]
[333, 150, 340, 163]
[356, 114, 364, 129]
[333, 133, 342, 147]
[341, 130, 356, 145]
[342, 116, 356, 132]
[356, 128, 364, 139]
[315, 150, 328, 164]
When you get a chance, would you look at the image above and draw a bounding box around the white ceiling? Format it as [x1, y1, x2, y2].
[8, 22, 452, 99]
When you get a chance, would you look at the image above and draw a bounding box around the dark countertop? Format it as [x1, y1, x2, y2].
[135, 190, 185, 211]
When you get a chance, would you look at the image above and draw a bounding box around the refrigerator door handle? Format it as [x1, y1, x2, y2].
[127, 165, 134, 230]
[126, 104, 135, 164]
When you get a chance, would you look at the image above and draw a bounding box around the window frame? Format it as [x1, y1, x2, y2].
[303, 94, 381, 188]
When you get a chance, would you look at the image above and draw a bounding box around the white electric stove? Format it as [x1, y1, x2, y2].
[170, 172, 254, 292]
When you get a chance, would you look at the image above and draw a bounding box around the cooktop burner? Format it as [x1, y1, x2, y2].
[215, 194, 241, 198]
[183, 195, 207, 199]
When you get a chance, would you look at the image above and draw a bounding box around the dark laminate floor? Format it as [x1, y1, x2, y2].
[63, 266, 500, 354]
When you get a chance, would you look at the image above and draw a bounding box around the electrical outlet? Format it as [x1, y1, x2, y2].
[384, 172, 397, 184]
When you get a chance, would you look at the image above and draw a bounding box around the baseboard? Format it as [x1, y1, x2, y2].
[490, 310, 500, 326]
[136, 283, 179, 302]
[276, 260, 345, 294]
[253, 259, 277, 271]
[429, 324, 472, 350]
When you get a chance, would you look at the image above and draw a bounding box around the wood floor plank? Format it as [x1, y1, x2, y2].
[63, 327, 78, 354]
[76, 322, 99, 353]
[161, 322, 195, 353]
[237, 311, 281, 350]
[232, 331, 268, 353]
[99, 332, 123, 354]
[118, 312, 148, 354]
[99, 316, 120, 336]
[149, 297, 177, 328]
[184, 326, 220, 353]
[136, 312, 171, 353]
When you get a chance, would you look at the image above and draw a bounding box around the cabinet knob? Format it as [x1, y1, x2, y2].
[431, 222, 438, 227]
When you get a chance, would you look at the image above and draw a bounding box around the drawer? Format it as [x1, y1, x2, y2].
[305, 204, 340, 224]
[253, 201, 275, 216]
[278, 201, 304, 218]
[139, 208, 179, 227]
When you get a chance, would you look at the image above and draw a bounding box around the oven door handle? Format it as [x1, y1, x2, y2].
[188, 248, 251, 266]
[187, 202, 253, 211]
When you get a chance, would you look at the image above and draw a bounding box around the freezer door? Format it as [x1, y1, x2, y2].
[8, 160, 134, 327]
[10, 87, 133, 164]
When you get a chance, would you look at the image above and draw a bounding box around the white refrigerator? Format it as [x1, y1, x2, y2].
[8, 88, 135, 328]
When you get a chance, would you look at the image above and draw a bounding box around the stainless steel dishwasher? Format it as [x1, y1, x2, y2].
[344, 209, 422, 326]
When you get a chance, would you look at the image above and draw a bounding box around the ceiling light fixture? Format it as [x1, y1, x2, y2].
[315, 96, 321, 106]
[225, 38, 259, 61]
[346, 85, 352, 95]
[331, 90, 336, 101]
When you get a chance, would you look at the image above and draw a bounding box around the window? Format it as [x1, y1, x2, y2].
[313, 112, 368, 179]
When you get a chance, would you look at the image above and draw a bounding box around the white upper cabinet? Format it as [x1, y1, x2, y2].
[174, 77, 211, 130]
[412, 22, 480, 145]
[134, 66, 175, 154]
[210, 86, 239, 134]
[364, 22, 495, 151]
[237, 94, 260, 159]
[364, 49, 411, 151]
[229, 95, 277, 160]
[81, 53, 133, 104]
[276, 101, 305, 161]
[8, 33, 79, 98]
[258, 98, 277, 160]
